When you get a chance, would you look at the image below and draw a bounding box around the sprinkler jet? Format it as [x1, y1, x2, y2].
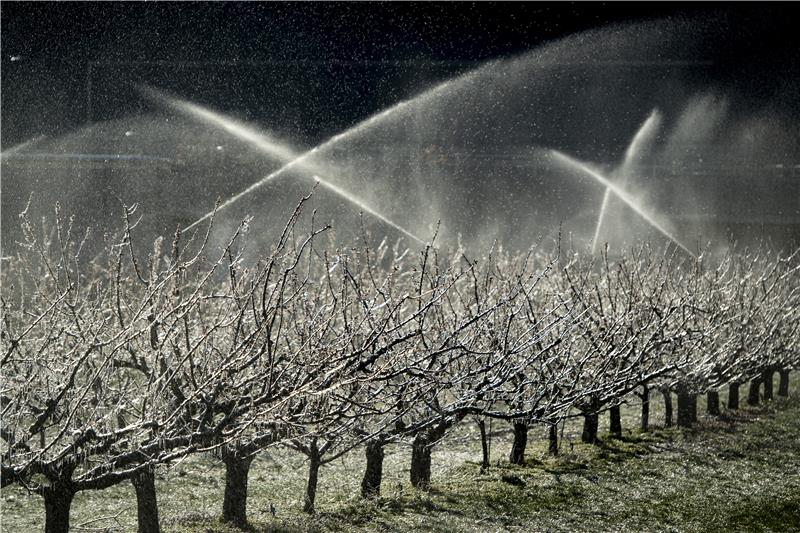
[0, 135, 47, 156]
[591, 110, 662, 254]
[141, 86, 429, 246]
[543, 110, 696, 259]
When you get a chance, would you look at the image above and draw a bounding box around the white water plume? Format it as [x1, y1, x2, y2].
[142, 64, 490, 235]
[142, 88, 429, 244]
[141, 87, 298, 163]
[591, 110, 662, 253]
[547, 149, 697, 258]
[310, 176, 427, 245]
[0, 135, 46, 158]
[619, 110, 662, 178]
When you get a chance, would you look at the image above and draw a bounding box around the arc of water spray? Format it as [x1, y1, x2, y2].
[591, 110, 662, 254]
[140, 70, 483, 243]
[0, 135, 46, 158]
[141, 87, 299, 164]
[307, 175, 430, 245]
[142, 88, 427, 245]
[547, 149, 697, 258]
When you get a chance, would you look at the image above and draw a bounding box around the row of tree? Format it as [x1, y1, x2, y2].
[2, 200, 798, 532]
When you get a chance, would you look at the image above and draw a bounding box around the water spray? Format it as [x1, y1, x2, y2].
[0, 135, 46, 158]
[141, 88, 441, 244]
[310, 176, 426, 245]
[140, 87, 298, 163]
[548, 149, 697, 258]
[591, 110, 662, 254]
[140, 65, 487, 237]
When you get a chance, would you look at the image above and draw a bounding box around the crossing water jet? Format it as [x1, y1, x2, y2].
[142, 63, 492, 235]
[546, 149, 697, 258]
[591, 110, 662, 254]
[142, 88, 428, 245]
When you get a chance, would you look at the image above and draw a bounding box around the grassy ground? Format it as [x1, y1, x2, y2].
[3, 392, 799, 532]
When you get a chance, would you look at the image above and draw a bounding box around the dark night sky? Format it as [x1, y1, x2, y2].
[2, 2, 798, 147]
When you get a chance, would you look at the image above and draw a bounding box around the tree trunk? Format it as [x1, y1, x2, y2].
[728, 382, 740, 409]
[689, 393, 698, 423]
[132, 465, 160, 533]
[408, 418, 455, 491]
[477, 419, 490, 473]
[548, 423, 559, 456]
[509, 422, 528, 464]
[676, 388, 694, 428]
[43, 484, 75, 533]
[748, 377, 761, 406]
[410, 433, 432, 490]
[762, 370, 774, 401]
[778, 369, 790, 397]
[303, 441, 321, 513]
[360, 439, 385, 498]
[222, 449, 254, 527]
[581, 411, 599, 444]
[609, 405, 622, 437]
[662, 389, 673, 427]
[640, 384, 650, 432]
[707, 390, 720, 416]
